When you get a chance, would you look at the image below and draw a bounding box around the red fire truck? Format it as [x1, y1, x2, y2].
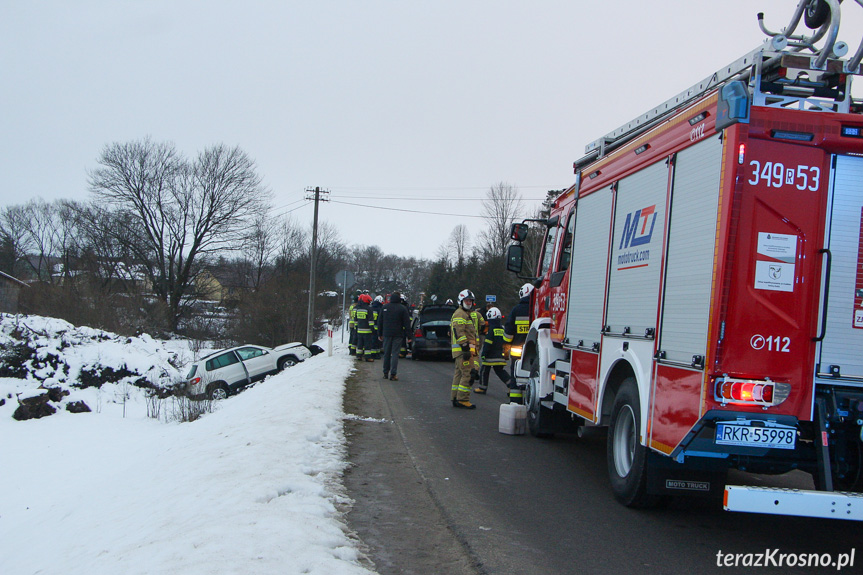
[507, 0, 863, 520]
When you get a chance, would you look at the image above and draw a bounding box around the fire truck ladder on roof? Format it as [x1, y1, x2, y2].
[579, 0, 863, 166]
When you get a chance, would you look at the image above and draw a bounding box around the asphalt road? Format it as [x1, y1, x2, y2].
[343, 354, 863, 575]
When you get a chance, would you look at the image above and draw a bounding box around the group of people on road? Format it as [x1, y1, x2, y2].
[450, 283, 533, 410]
[347, 282, 535, 411]
[348, 290, 413, 381]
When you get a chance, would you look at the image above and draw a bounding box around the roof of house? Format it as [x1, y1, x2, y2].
[0, 270, 28, 288]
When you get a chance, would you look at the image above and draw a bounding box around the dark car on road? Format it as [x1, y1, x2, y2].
[410, 304, 458, 360]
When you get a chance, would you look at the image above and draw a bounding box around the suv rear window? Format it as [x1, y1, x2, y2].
[420, 307, 456, 324]
[185, 365, 197, 379]
[206, 351, 240, 371]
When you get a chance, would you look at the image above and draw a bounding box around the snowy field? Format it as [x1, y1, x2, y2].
[0, 315, 376, 575]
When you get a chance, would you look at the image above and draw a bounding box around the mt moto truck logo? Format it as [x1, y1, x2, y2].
[617, 205, 657, 270]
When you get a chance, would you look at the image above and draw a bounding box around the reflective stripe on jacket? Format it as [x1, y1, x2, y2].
[481, 321, 507, 366]
[450, 307, 477, 358]
[349, 303, 357, 328]
[355, 303, 375, 334]
[504, 296, 530, 344]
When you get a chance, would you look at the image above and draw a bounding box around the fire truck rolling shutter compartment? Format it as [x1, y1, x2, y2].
[607, 160, 669, 336]
[818, 155, 863, 385]
[565, 189, 613, 349]
[657, 135, 724, 365]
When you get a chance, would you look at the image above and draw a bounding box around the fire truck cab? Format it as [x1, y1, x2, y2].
[507, 0, 863, 520]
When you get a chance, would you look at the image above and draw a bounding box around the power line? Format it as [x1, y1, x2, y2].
[330, 194, 547, 201]
[329, 185, 558, 191]
[271, 198, 307, 211]
[270, 201, 311, 218]
[329, 199, 488, 218]
[268, 188, 551, 218]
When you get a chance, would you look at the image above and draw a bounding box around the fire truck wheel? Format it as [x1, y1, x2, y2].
[525, 372, 554, 438]
[607, 378, 657, 507]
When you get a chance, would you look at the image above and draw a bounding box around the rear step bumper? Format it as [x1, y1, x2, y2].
[724, 485, 863, 521]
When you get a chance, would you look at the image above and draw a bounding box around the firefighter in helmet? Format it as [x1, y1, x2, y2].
[475, 306, 512, 396]
[348, 290, 361, 355]
[371, 295, 384, 359]
[450, 289, 478, 409]
[503, 282, 534, 403]
[468, 303, 485, 388]
[355, 293, 376, 361]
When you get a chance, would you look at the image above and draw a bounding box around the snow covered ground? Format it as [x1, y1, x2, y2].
[0, 316, 376, 575]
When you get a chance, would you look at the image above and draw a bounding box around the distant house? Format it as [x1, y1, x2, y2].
[195, 268, 252, 304]
[0, 270, 28, 313]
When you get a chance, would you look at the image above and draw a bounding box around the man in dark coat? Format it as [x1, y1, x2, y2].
[378, 291, 412, 380]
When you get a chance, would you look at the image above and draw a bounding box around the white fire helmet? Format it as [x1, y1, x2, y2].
[374, 295, 383, 303]
[486, 307, 502, 320]
[519, 283, 535, 299]
[457, 289, 475, 310]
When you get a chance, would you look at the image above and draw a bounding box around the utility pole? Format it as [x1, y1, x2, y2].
[305, 186, 329, 346]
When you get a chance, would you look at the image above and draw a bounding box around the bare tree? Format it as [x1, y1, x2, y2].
[12, 200, 80, 283]
[313, 221, 346, 273]
[54, 200, 86, 284]
[0, 204, 31, 275]
[75, 204, 136, 292]
[88, 138, 271, 331]
[274, 215, 308, 273]
[350, 245, 386, 289]
[241, 212, 281, 291]
[20, 200, 55, 281]
[448, 224, 470, 268]
[480, 182, 523, 259]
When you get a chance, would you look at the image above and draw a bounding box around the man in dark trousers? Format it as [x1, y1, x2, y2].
[355, 293, 375, 361]
[503, 283, 534, 402]
[378, 291, 412, 380]
[475, 307, 511, 397]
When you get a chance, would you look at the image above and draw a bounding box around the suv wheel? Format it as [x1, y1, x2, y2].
[209, 383, 229, 401]
[278, 356, 298, 370]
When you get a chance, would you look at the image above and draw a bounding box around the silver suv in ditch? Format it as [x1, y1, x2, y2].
[185, 343, 311, 399]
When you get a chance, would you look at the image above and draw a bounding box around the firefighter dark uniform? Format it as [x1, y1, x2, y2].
[371, 295, 384, 359]
[348, 291, 361, 355]
[355, 294, 376, 361]
[451, 289, 478, 409]
[476, 308, 511, 395]
[468, 308, 484, 385]
[504, 284, 533, 403]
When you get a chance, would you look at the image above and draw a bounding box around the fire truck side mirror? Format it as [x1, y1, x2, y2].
[510, 223, 529, 242]
[506, 244, 524, 274]
[716, 80, 750, 130]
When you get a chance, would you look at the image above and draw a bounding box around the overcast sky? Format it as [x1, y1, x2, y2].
[2, 1, 862, 260]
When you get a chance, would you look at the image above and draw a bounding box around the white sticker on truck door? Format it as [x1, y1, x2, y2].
[754, 260, 795, 292]
[757, 232, 797, 263]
